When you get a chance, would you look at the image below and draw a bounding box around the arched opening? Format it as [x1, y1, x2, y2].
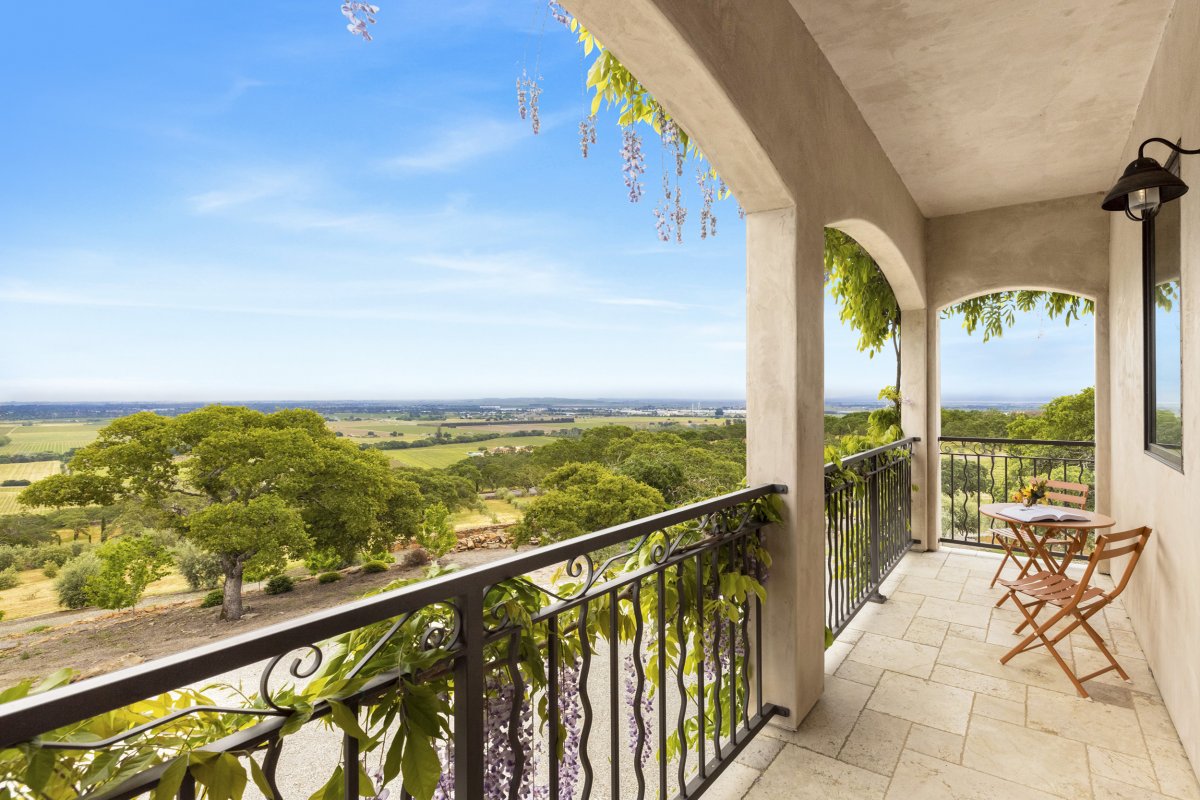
[821, 225, 925, 638]
[936, 288, 1099, 552]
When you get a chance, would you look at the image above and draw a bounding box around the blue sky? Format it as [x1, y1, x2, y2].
[0, 2, 1094, 403]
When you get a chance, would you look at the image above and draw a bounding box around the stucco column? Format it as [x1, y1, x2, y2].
[900, 308, 930, 548]
[925, 305, 943, 550]
[1093, 298, 1111, 516]
[746, 206, 825, 726]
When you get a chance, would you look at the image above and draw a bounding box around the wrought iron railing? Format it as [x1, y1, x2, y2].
[0, 485, 786, 800]
[939, 436, 1095, 550]
[824, 438, 918, 637]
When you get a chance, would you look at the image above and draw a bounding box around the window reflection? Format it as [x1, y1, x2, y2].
[1147, 159, 1183, 466]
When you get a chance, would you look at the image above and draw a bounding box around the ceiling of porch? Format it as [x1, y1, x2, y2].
[788, 0, 1176, 217]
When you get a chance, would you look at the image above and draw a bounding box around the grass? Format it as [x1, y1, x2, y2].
[0, 567, 193, 622]
[0, 461, 62, 482]
[0, 490, 24, 515]
[0, 422, 103, 455]
[450, 498, 524, 530]
[380, 435, 551, 469]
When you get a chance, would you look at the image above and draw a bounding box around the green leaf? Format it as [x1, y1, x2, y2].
[248, 756, 276, 799]
[328, 699, 371, 743]
[190, 752, 247, 800]
[153, 757, 189, 800]
[308, 766, 343, 800]
[357, 761, 377, 797]
[401, 730, 442, 800]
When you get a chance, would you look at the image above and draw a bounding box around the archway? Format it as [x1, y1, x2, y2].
[935, 288, 1101, 553]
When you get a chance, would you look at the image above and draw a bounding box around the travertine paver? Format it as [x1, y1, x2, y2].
[729, 547, 1200, 799]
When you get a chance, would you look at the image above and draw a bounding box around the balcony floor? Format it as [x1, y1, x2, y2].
[710, 546, 1200, 799]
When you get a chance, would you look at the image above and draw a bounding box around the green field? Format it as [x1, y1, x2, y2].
[0, 461, 62, 482]
[0, 489, 23, 515]
[380, 435, 552, 469]
[0, 422, 103, 455]
[0, 414, 734, 483]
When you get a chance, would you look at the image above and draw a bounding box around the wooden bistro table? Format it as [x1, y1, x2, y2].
[979, 503, 1116, 583]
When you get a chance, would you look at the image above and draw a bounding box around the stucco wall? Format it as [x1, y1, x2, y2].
[565, 0, 930, 723]
[927, 195, 1113, 520]
[1106, 0, 1200, 776]
[928, 194, 1109, 310]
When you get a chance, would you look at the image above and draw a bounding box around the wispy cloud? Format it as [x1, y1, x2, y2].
[188, 170, 307, 213]
[596, 297, 693, 311]
[381, 118, 531, 172]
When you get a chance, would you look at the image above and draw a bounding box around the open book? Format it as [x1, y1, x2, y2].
[1001, 504, 1088, 523]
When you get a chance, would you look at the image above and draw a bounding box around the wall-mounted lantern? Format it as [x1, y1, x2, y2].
[1103, 138, 1200, 221]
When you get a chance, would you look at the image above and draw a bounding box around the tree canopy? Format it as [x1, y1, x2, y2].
[511, 462, 666, 546]
[19, 406, 424, 619]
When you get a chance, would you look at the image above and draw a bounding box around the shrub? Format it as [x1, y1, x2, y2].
[41, 560, 59, 578]
[55, 553, 100, 609]
[263, 575, 294, 595]
[417, 502, 457, 558]
[173, 540, 222, 591]
[0, 546, 17, 572]
[86, 535, 173, 610]
[200, 590, 224, 609]
[401, 547, 431, 568]
[305, 549, 347, 575]
[361, 560, 389, 574]
[0, 567, 19, 590]
[317, 571, 342, 584]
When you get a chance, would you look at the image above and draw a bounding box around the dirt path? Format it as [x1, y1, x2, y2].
[0, 548, 524, 686]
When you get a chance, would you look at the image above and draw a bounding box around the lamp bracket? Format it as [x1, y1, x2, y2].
[1138, 137, 1200, 160]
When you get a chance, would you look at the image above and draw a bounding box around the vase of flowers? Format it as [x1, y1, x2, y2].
[1011, 477, 1049, 507]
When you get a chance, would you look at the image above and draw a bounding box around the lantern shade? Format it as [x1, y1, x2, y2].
[1102, 157, 1189, 212]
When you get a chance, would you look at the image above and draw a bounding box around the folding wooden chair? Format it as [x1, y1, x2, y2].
[987, 480, 1090, 589]
[997, 526, 1151, 698]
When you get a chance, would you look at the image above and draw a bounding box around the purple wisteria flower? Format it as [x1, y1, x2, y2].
[558, 658, 584, 800]
[579, 115, 597, 158]
[621, 129, 646, 203]
[341, 2, 379, 41]
[548, 1, 571, 26]
[622, 652, 654, 770]
[365, 767, 391, 800]
[698, 170, 717, 239]
[653, 174, 672, 242]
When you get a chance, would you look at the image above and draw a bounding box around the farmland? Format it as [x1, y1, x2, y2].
[0, 422, 103, 455]
[0, 414, 737, 482]
[0, 461, 62, 482]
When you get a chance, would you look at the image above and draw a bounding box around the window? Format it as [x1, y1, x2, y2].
[1144, 150, 1184, 470]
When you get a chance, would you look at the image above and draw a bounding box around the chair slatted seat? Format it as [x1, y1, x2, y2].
[998, 526, 1152, 699]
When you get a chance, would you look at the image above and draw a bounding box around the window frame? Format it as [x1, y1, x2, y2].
[1143, 148, 1184, 471]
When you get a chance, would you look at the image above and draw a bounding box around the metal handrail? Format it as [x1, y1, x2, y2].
[825, 436, 920, 473]
[938, 436, 1095, 447]
[0, 483, 786, 749]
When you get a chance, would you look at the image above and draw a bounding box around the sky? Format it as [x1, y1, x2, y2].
[0, 2, 1095, 404]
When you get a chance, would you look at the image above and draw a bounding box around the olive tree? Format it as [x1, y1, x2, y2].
[21, 406, 424, 620]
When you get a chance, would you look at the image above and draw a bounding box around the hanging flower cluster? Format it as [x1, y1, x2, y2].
[579, 115, 597, 158]
[621, 129, 646, 202]
[653, 175, 672, 242]
[517, 71, 543, 135]
[481, 671, 538, 799]
[341, 2, 379, 40]
[557, 659, 584, 800]
[548, 1, 571, 26]
[698, 170, 717, 239]
[622, 651, 655, 769]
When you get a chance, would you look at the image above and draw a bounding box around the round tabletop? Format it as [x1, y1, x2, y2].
[980, 503, 1116, 531]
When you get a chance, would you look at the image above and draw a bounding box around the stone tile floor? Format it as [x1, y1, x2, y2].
[708, 546, 1200, 799]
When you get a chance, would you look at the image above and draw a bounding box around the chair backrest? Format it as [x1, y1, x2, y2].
[1045, 480, 1089, 509]
[1075, 526, 1152, 601]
